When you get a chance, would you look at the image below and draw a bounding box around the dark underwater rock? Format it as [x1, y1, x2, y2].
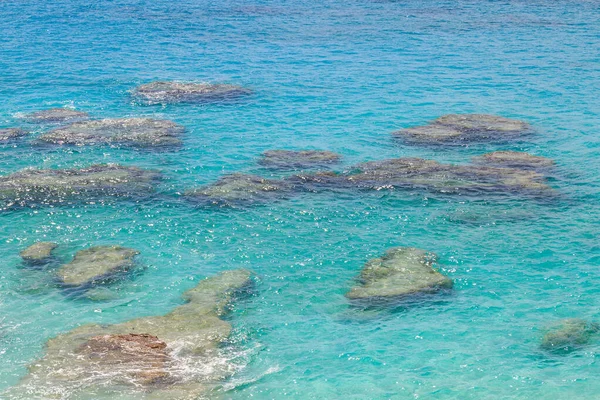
[132, 81, 252, 105]
[259, 150, 341, 169]
[57, 245, 140, 286]
[0, 164, 161, 207]
[23, 108, 89, 123]
[0, 128, 29, 141]
[393, 114, 532, 144]
[472, 151, 555, 169]
[540, 318, 600, 354]
[291, 157, 552, 196]
[185, 173, 293, 206]
[38, 118, 184, 147]
[5, 269, 252, 399]
[20, 242, 58, 264]
[346, 247, 452, 302]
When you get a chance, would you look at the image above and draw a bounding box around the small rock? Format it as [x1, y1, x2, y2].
[541, 318, 600, 353]
[472, 151, 555, 169]
[393, 114, 532, 144]
[20, 242, 58, 264]
[23, 108, 89, 123]
[38, 118, 184, 147]
[132, 81, 252, 104]
[259, 150, 341, 169]
[185, 173, 293, 206]
[0, 128, 29, 141]
[346, 247, 452, 302]
[57, 245, 140, 286]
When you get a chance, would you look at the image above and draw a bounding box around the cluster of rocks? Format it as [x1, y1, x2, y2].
[4, 269, 253, 399]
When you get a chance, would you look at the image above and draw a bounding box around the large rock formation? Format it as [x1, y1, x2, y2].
[540, 318, 600, 353]
[346, 247, 452, 302]
[132, 81, 252, 104]
[259, 150, 341, 169]
[38, 118, 184, 147]
[20, 242, 58, 264]
[185, 173, 293, 206]
[0, 164, 161, 207]
[23, 108, 89, 123]
[393, 114, 531, 144]
[472, 151, 555, 169]
[57, 245, 140, 286]
[5, 269, 253, 399]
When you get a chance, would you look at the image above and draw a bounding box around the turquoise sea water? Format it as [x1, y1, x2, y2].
[1, 0, 599, 398]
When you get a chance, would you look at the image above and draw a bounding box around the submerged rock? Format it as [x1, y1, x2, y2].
[259, 150, 341, 169]
[0, 164, 161, 207]
[57, 245, 140, 286]
[5, 269, 252, 399]
[38, 118, 184, 147]
[347, 247, 452, 302]
[472, 151, 555, 169]
[185, 173, 293, 206]
[20, 242, 58, 264]
[393, 114, 531, 144]
[292, 157, 552, 196]
[132, 81, 252, 104]
[540, 318, 600, 353]
[23, 108, 89, 123]
[0, 128, 29, 141]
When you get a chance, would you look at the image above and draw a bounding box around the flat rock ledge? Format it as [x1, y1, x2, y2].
[185, 173, 293, 207]
[20, 242, 58, 264]
[0, 164, 161, 207]
[540, 318, 600, 354]
[0, 128, 29, 141]
[259, 150, 342, 169]
[393, 114, 532, 144]
[346, 247, 453, 303]
[5, 269, 252, 399]
[132, 81, 252, 104]
[38, 118, 184, 147]
[57, 245, 140, 286]
[23, 108, 89, 123]
[472, 151, 555, 169]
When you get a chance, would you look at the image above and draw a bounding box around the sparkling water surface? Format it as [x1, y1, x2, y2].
[0, 0, 599, 398]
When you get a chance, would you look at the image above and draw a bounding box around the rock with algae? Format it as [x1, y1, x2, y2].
[0, 128, 29, 141]
[292, 157, 552, 196]
[346, 247, 452, 302]
[20, 242, 58, 264]
[23, 108, 89, 123]
[472, 151, 555, 169]
[0, 164, 161, 207]
[185, 173, 293, 206]
[57, 245, 140, 286]
[393, 114, 531, 144]
[132, 81, 252, 105]
[38, 118, 184, 147]
[259, 150, 341, 169]
[4, 269, 253, 400]
[540, 318, 600, 353]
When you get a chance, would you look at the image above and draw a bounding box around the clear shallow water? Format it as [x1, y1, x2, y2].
[0, 0, 599, 398]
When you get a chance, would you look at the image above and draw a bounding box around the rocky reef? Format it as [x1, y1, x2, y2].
[259, 149, 341, 169]
[20, 242, 58, 264]
[185, 173, 293, 206]
[393, 114, 532, 144]
[472, 151, 555, 169]
[38, 118, 184, 147]
[57, 245, 140, 286]
[4, 269, 253, 399]
[540, 318, 600, 354]
[132, 81, 252, 104]
[0, 164, 161, 207]
[346, 247, 452, 302]
[23, 108, 89, 123]
[0, 128, 29, 141]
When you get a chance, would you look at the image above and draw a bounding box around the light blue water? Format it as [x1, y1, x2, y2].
[1, 0, 599, 398]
